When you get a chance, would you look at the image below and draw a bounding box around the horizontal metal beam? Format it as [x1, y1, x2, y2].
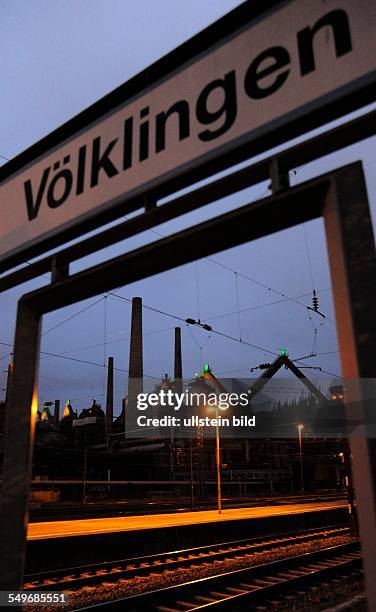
[0, 110, 374, 289]
[0, 159, 266, 288]
[21, 170, 334, 315]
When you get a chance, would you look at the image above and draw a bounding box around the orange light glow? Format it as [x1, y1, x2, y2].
[31, 392, 38, 420]
[26, 500, 347, 540]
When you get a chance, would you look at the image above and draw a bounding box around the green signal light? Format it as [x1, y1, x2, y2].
[203, 363, 210, 373]
[279, 348, 287, 357]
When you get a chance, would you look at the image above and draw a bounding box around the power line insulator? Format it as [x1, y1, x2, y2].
[312, 289, 319, 312]
[259, 363, 271, 370]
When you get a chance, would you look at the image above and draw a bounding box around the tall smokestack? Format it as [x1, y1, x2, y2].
[54, 399, 60, 426]
[106, 356, 114, 435]
[174, 327, 183, 394]
[127, 297, 143, 410]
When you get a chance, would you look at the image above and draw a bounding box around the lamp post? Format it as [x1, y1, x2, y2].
[297, 424, 304, 493]
[205, 403, 222, 514]
[215, 404, 222, 514]
[187, 426, 194, 509]
[202, 364, 222, 514]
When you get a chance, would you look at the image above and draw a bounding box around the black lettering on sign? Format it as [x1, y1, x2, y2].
[24, 167, 51, 221]
[196, 71, 237, 142]
[156, 100, 190, 153]
[47, 156, 73, 209]
[21, 8, 355, 224]
[298, 10, 352, 76]
[244, 47, 290, 99]
[139, 107, 150, 162]
[76, 145, 87, 195]
[90, 137, 119, 187]
[123, 117, 133, 170]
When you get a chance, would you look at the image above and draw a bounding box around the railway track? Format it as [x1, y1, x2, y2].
[24, 524, 349, 592]
[74, 541, 362, 611]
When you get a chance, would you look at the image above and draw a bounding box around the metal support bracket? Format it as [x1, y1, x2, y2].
[269, 157, 290, 194]
[51, 257, 69, 284]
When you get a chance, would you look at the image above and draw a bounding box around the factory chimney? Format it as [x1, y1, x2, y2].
[106, 357, 114, 435]
[127, 297, 143, 411]
[174, 327, 183, 394]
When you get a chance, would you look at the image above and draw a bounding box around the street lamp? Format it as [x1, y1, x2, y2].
[214, 403, 222, 514]
[201, 363, 222, 514]
[206, 403, 222, 514]
[297, 424, 304, 493]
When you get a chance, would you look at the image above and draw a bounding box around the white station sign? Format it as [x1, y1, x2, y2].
[0, 0, 375, 265]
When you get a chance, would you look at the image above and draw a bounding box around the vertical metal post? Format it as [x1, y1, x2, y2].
[297, 424, 304, 493]
[2, 362, 14, 453]
[324, 162, 376, 610]
[172, 327, 183, 478]
[215, 406, 222, 514]
[189, 429, 194, 509]
[0, 298, 41, 590]
[4, 361, 13, 407]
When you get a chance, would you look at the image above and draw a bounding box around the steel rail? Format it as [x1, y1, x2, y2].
[24, 525, 349, 592]
[73, 541, 361, 611]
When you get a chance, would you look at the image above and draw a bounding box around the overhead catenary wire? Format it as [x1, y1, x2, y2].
[51, 326, 176, 357]
[303, 223, 316, 289]
[218, 359, 342, 379]
[303, 220, 324, 354]
[195, 262, 201, 321]
[1, 301, 340, 381]
[205, 288, 330, 321]
[103, 296, 107, 361]
[138, 166, 335, 324]
[204, 256, 335, 324]
[234, 271, 242, 341]
[42, 296, 105, 336]
[107, 290, 277, 357]
[102, 295, 108, 396]
[107, 290, 340, 372]
[107, 291, 186, 322]
[298, 177, 330, 354]
[0, 341, 161, 380]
